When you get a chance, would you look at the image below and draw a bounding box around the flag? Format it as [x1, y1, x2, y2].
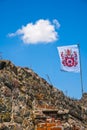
[57, 44, 80, 72]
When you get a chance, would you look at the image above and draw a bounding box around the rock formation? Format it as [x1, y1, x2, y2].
[0, 60, 87, 130]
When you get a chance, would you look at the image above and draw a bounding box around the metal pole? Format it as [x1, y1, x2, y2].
[46, 74, 53, 86]
[78, 44, 84, 97]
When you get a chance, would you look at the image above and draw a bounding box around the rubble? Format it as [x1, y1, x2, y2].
[0, 60, 87, 130]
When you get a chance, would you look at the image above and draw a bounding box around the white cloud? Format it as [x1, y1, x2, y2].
[53, 19, 60, 28]
[8, 19, 60, 44]
[8, 33, 16, 37]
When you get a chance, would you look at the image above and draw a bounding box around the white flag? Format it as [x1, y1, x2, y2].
[57, 45, 80, 72]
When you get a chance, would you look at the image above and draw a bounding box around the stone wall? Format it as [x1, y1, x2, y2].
[0, 60, 87, 130]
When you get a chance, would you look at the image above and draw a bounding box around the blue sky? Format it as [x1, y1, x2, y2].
[0, 0, 87, 99]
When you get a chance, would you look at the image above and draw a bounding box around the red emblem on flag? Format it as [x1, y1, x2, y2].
[61, 49, 78, 67]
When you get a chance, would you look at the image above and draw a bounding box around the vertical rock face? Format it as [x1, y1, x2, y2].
[0, 60, 87, 130]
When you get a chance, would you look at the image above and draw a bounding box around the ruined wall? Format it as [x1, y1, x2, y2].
[0, 60, 87, 130]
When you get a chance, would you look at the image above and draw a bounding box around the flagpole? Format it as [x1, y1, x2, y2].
[78, 44, 84, 97]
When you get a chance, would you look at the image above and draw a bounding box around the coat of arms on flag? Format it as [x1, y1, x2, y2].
[57, 45, 80, 72]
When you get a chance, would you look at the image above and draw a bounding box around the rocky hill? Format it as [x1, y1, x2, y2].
[0, 60, 87, 130]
